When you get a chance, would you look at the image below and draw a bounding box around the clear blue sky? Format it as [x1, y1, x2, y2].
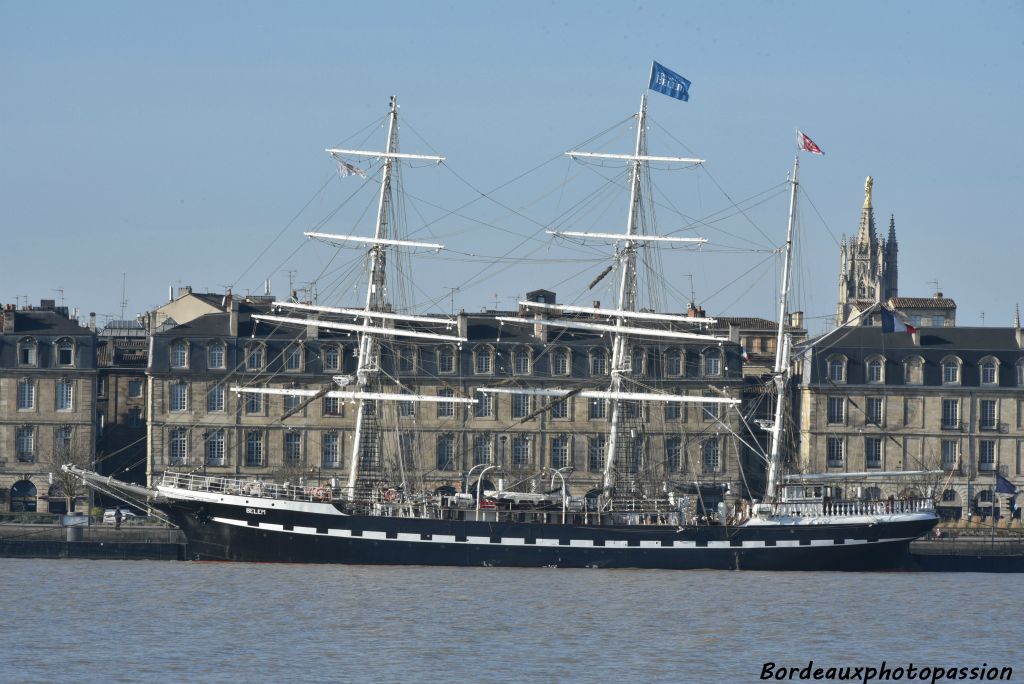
[2, 1, 1021, 334]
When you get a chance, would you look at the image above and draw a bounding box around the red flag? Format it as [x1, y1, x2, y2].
[797, 130, 824, 155]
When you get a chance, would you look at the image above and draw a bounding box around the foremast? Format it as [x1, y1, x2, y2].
[764, 155, 799, 502]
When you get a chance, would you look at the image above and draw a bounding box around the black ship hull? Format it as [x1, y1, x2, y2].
[160, 498, 937, 571]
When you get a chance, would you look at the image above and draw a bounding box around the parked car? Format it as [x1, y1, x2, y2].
[102, 508, 139, 524]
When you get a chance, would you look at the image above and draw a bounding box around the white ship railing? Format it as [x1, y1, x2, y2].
[160, 472, 340, 503]
[762, 497, 935, 518]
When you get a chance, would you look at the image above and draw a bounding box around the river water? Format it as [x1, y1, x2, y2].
[0, 559, 1018, 683]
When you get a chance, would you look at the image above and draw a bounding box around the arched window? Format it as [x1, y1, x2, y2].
[826, 355, 847, 383]
[703, 349, 721, 377]
[17, 337, 37, 366]
[630, 347, 646, 376]
[550, 347, 570, 376]
[246, 344, 265, 371]
[437, 345, 456, 374]
[866, 356, 885, 384]
[979, 356, 999, 385]
[170, 340, 189, 369]
[9, 480, 37, 512]
[665, 348, 683, 376]
[208, 342, 226, 370]
[323, 345, 341, 371]
[512, 347, 532, 375]
[589, 349, 607, 376]
[284, 344, 303, 371]
[56, 338, 75, 366]
[473, 345, 494, 375]
[941, 356, 961, 385]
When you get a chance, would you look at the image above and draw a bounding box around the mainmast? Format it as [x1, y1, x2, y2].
[764, 155, 799, 501]
[602, 94, 647, 492]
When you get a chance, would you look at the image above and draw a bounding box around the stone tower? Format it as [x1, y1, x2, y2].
[836, 177, 899, 325]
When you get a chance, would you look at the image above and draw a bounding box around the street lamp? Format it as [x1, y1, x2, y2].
[548, 466, 573, 524]
[476, 464, 500, 521]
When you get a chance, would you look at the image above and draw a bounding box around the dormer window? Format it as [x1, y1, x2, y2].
[17, 338, 37, 367]
[56, 338, 75, 366]
[630, 347, 646, 376]
[208, 343, 226, 370]
[438, 345, 456, 374]
[941, 357, 961, 385]
[665, 348, 683, 376]
[703, 350, 721, 377]
[474, 346, 493, 375]
[979, 357, 999, 385]
[513, 348, 532, 375]
[590, 349, 607, 376]
[826, 355, 846, 384]
[246, 344, 265, 371]
[170, 341, 188, 369]
[866, 356, 885, 384]
[323, 345, 340, 372]
[550, 348, 569, 376]
[285, 344, 303, 372]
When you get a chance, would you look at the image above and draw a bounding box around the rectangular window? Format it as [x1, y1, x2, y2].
[511, 393, 531, 419]
[128, 408, 144, 428]
[472, 436, 492, 466]
[398, 396, 415, 418]
[436, 435, 456, 471]
[980, 399, 997, 430]
[284, 394, 301, 414]
[979, 440, 996, 471]
[207, 385, 225, 413]
[57, 342, 74, 366]
[322, 432, 340, 468]
[702, 396, 718, 422]
[170, 383, 188, 412]
[942, 362, 959, 384]
[550, 436, 570, 469]
[323, 396, 342, 416]
[245, 392, 263, 415]
[246, 431, 264, 467]
[169, 429, 188, 466]
[828, 358, 845, 383]
[55, 427, 73, 454]
[17, 380, 35, 410]
[19, 345, 36, 366]
[866, 397, 883, 426]
[16, 427, 34, 462]
[702, 440, 720, 473]
[865, 437, 882, 469]
[397, 347, 414, 372]
[704, 354, 721, 377]
[941, 399, 959, 429]
[205, 430, 225, 466]
[474, 392, 493, 418]
[284, 432, 301, 465]
[590, 352, 606, 376]
[513, 350, 531, 375]
[128, 379, 144, 398]
[399, 433, 415, 472]
[665, 402, 682, 420]
[96, 376, 106, 397]
[588, 437, 606, 472]
[56, 380, 73, 411]
[666, 438, 682, 473]
[247, 347, 264, 370]
[437, 389, 454, 418]
[941, 440, 959, 470]
[511, 436, 530, 469]
[323, 345, 340, 371]
[827, 397, 845, 424]
[589, 399, 607, 420]
[827, 437, 844, 468]
[550, 397, 568, 420]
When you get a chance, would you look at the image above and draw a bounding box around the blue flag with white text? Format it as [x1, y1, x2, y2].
[649, 62, 691, 101]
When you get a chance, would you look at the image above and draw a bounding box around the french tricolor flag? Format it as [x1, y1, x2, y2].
[881, 309, 917, 334]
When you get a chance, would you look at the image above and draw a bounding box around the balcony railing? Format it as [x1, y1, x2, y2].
[762, 497, 935, 519]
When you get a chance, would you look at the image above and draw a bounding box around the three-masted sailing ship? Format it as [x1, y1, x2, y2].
[68, 91, 938, 570]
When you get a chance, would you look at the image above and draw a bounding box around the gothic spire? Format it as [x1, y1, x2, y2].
[856, 176, 875, 247]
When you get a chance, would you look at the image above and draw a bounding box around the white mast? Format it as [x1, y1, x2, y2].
[764, 155, 799, 501]
[602, 94, 648, 494]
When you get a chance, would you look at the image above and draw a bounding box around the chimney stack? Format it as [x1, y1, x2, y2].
[2, 306, 14, 333]
[88, 312, 97, 332]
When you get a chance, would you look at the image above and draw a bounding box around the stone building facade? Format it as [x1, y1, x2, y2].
[0, 302, 97, 513]
[146, 295, 754, 506]
[96, 320, 149, 486]
[795, 324, 1024, 520]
